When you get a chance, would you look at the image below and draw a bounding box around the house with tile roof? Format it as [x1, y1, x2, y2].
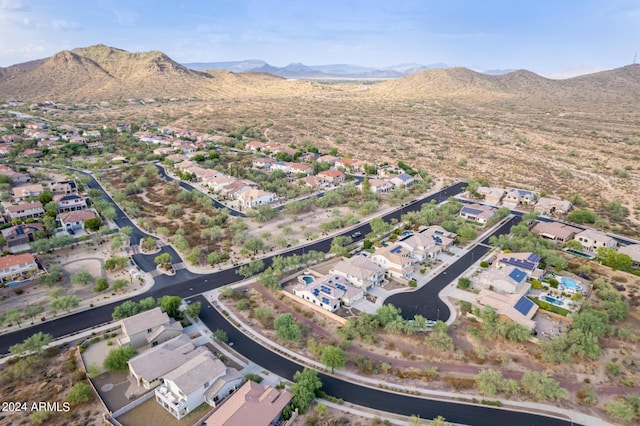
[49, 180, 78, 195]
[534, 197, 573, 216]
[459, 203, 495, 224]
[58, 209, 98, 230]
[331, 255, 386, 290]
[4, 202, 44, 220]
[389, 173, 415, 189]
[1, 223, 43, 248]
[292, 273, 364, 311]
[477, 187, 506, 205]
[367, 179, 394, 194]
[11, 184, 44, 201]
[317, 169, 345, 186]
[503, 188, 536, 207]
[396, 233, 439, 262]
[204, 381, 292, 426]
[476, 290, 538, 331]
[155, 352, 243, 419]
[574, 229, 617, 254]
[371, 245, 414, 279]
[0, 253, 39, 284]
[474, 266, 530, 295]
[531, 221, 581, 244]
[237, 189, 276, 209]
[618, 244, 640, 268]
[54, 193, 88, 212]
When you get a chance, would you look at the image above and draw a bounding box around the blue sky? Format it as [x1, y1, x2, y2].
[1, 0, 638, 76]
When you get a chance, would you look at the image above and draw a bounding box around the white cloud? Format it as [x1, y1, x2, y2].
[52, 19, 81, 31]
[0, 0, 27, 11]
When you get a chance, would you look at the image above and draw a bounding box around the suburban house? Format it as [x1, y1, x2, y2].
[50, 180, 79, 195]
[317, 155, 338, 165]
[534, 197, 573, 216]
[127, 334, 209, 396]
[0, 253, 39, 284]
[0, 165, 30, 183]
[477, 187, 506, 205]
[494, 252, 542, 278]
[292, 274, 364, 311]
[367, 179, 394, 194]
[1, 223, 43, 248]
[531, 221, 581, 244]
[204, 381, 292, 426]
[418, 226, 456, 251]
[317, 169, 345, 186]
[331, 255, 386, 290]
[459, 203, 495, 224]
[389, 173, 415, 189]
[246, 140, 265, 151]
[117, 307, 183, 350]
[476, 290, 538, 331]
[474, 266, 530, 295]
[396, 233, 440, 262]
[299, 152, 319, 163]
[287, 162, 313, 175]
[503, 188, 536, 207]
[4, 202, 45, 220]
[155, 352, 244, 420]
[154, 147, 175, 156]
[371, 245, 414, 279]
[53, 194, 88, 212]
[269, 161, 291, 174]
[574, 229, 618, 253]
[58, 209, 98, 231]
[618, 244, 640, 268]
[300, 175, 321, 189]
[377, 165, 404, 177]
[11, 184, 44, 201]
[237, 189, 276, 209]
[335, 158, 357, 170]
[252, 158, 275, 169]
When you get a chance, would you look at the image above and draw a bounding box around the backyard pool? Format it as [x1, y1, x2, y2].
[401, 231, 413, 236]
[299, 275, 315, 285]
[564, 248, 593, 259]
[542, 295, 565, 306]
[559, 276, 583, 293]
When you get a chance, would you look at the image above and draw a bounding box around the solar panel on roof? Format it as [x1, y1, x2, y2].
[527, 253, 542, 262]
[514, 296, 534, 316]
[434, 230, 443, 235]
[390, 246, 402, 254]
[508, 268, 527, 283]
[462, 207, 483, 215]
[321, 297, 330, 304]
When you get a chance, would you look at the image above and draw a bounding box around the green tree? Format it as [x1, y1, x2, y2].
[66, 382, 93, 405]
[290, 368, 322, 413]
[185, 301, 202, 319]
[71, 271, 94, 285]
[476, 369, 519, 397]
[84, 217, 101, 231]
[212, 329, 228, 343]
[258, 272, 281, 290]
[457, 277, 471, 289]
[596, 247, 633, 271]
[274, 313, 301, 342]
[9, 332, 53, 356]
[329, 235, 353, 257]
[50, 295, 79, 313]
[321, 345, 347, 373]
[154, 252, 172, 265]
[112, 279, 128, 290]
[604, 399, 636, 423]
[103, 346, 137, 371]
[237, 259, 265, 278]
[520, 372, 567, 401]
[243, 237, 265, 254]
[375, 304, 402, 326]
[566, 209, 597, 224]
[112, 300, 141, 320]
[159, 295, 183, 319]
[94, 278, 109, 292]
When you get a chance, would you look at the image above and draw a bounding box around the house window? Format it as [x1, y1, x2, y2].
[204, 381, 209, 388]
[147, 328, 152, 333]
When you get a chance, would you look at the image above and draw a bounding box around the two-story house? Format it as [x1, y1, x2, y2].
[1, 223, 43, 248]
[117, 307, 183, 349]
[574, 229, 617, 254]
[4, 202, 45, 220]
[331, 256, 386, 291]
[371, 245, 414, 279]
[0, 253, 39, 284]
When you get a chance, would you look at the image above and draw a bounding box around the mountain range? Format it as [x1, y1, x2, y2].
[183, 60, 451, 79]
[0, 44, 638, 104]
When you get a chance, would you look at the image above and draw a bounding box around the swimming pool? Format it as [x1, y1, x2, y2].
[300, 275, 314, 285]
[563, 248, 593, 259]
[559, 277, 582, 292]
[543, 295, 564, 306]
[401, 231, 413, 236]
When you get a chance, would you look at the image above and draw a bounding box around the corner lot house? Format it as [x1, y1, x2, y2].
[317, 169, 345, 186]
[477, 187, 505, 205]
[155, 352, 244, 419]
[237, 189, 275, 208]
[574, 229, 617, 254]
[459, 203, 495, 224]
[118, 307, 183, 349]
[292, 274, 364, 311]
[204, 381, 292, 426]
[389, 173, 415, 188]
[0, 253, 39, 284]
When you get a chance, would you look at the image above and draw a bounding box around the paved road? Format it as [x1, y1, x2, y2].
[195, 295, 574, 426]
